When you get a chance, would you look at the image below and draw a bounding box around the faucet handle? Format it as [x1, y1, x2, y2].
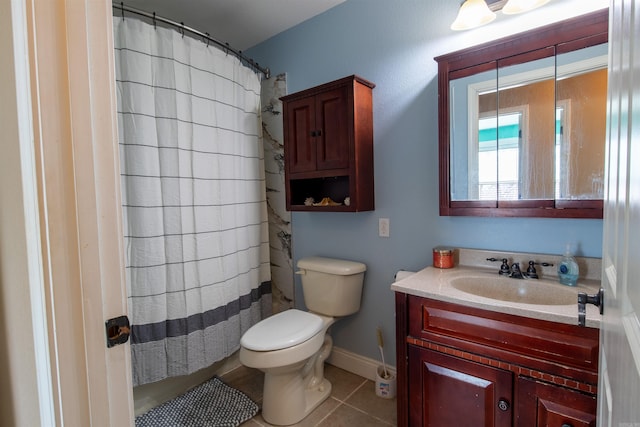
[525, 261, 554, 279]
[525, 261, 539, 279]
[500, 259, 511, 275]
[534, 261, 554, 267]
[487, 258, 511, 275]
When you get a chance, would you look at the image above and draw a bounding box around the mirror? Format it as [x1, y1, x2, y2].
[437, 10, 608, 218]
[555, 44, 608, 201]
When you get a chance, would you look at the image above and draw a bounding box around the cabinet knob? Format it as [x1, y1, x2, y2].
[497, 398, 510, 411]
[310, 130, 317, 137]
[561, 424, 573, 427]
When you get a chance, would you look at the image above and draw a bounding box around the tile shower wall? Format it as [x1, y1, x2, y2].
[261, 73, 294, 313]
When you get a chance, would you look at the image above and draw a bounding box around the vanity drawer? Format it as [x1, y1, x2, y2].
[406, 295, 599, 383]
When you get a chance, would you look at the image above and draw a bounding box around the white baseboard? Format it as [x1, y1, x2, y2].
[327, 346, 396, 382]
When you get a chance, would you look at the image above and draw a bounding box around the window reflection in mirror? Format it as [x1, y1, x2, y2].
[478, 110, 523, 200]
[448, 43, 607, 205]
[497, 53, 556, 202]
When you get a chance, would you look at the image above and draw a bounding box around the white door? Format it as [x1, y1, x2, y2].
[598, 0, 640, 424]
[22, 0, 135, 425]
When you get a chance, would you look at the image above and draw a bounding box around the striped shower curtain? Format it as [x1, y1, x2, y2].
[113, 17, 271, 386]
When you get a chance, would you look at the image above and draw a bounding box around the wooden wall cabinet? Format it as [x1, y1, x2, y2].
[396, 293, 599, 426]
[281, 75, 375, 212]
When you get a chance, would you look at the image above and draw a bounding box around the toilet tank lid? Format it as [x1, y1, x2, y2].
[297, 256, 366, 275]
[241, 309, 324, 351]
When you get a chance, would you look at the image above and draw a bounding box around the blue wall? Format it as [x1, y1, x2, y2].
[248, 0, 606, 366]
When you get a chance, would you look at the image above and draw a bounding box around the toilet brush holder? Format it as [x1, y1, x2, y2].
[375, 365, 397, 399]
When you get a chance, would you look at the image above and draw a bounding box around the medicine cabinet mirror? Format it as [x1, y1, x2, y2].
[436, 10, 608, 218]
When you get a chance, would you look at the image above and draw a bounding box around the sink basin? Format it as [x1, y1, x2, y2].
[450, 276, 578, 305]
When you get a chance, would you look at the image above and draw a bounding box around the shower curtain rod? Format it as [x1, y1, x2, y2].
[112, 2, 271, 79]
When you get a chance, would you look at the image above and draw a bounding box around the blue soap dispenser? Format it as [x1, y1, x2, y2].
[558, 244, 579, 286]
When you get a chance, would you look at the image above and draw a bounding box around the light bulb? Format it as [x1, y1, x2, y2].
[451, 0, 496, 31]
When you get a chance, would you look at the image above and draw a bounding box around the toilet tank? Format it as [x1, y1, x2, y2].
[297, 256, 366, 317]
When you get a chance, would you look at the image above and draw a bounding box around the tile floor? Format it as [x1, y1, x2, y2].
[221, 364, 397, 427]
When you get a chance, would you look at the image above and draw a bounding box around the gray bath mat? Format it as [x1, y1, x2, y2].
[135, 376, 259, 427]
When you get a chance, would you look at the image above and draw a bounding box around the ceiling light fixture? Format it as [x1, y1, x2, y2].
[450, 0, 496, 31]
[502, 0, 551, 15]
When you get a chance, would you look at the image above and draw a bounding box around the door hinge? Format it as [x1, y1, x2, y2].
[105, 315, 130, 348]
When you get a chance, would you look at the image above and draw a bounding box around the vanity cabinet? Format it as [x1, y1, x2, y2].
[396, 293, 599, 426]
[517, 377, 597, 426]
[408, 346, 514, 426]
[281, 75, 375, 212]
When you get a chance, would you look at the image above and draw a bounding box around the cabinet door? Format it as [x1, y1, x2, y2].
[285, 96, 316, 174]
[315, 87, 349, 170]
[517, 377, 596, 427]
[408, 346, 514, 427]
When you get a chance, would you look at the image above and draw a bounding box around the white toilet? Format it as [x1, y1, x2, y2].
[239, 256, 366, 426]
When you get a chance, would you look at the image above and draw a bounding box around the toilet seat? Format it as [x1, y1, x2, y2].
[241, 309, 324, 351]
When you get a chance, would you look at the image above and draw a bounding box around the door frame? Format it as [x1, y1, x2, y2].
[16, 0, 134, 425]
[1, 0, 55, 425]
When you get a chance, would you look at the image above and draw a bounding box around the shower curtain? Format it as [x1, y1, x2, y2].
[113, 17, 271, 386]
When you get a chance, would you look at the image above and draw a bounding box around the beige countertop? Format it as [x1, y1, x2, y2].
[391, 249, 603, 329]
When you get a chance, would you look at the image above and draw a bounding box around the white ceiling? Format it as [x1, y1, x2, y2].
[119, 0, 347, 51]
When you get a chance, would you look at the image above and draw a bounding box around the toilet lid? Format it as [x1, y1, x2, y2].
[241, 309, 324, 351]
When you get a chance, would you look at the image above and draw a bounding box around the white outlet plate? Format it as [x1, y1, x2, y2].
[379, 218, 390, 237]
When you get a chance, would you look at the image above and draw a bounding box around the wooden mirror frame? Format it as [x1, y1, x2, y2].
[435, 10, 608, 218]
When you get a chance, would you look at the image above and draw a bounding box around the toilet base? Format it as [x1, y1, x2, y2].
[262, 373, 331, 426]
[240, 317, 337, 425]
[261, 334, 334, 426]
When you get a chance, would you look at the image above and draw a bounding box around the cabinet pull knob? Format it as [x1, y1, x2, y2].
[561, 424, 573, 427]
[310, 130, 317, 137]
[497, 398, 510, 411]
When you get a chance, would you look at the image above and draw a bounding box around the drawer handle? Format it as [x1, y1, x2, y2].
[497, 398, 510, 412]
